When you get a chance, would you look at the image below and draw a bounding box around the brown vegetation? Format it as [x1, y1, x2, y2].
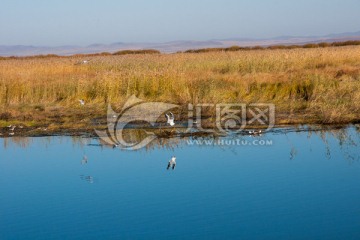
[184, 40, 360, 53]
[0, 45, 360, 135]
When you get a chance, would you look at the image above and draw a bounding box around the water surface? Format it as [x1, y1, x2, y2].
[1, 127, 360, 239]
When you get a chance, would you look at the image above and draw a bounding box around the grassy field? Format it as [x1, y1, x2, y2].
[0, 45, 360, 135]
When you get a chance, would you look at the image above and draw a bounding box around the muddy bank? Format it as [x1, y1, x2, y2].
[0, 119, 358, 139]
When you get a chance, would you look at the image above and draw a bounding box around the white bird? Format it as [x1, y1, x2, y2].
[248, 130, 262, 136]
[165, 112, 175, 126]
[8, 125, 16, 131]
[79, 99, 85, 106]
[167, 156, 176, 170]
[9, 132, 15, 136]
[75, 60, 90, 65]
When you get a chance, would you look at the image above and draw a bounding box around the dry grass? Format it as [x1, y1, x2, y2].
[184, 40, 360, 53]
[0, 46, 360, 129]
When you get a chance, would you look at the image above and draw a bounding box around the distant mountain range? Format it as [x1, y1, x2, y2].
[1, 31, 360, 56]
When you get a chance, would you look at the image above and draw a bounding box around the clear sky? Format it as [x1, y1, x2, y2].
[1, 0, 359, 46]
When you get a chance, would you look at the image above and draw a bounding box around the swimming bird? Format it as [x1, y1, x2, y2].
[79, 99, 85, 106]
[167, 156, 176, 170]
[165, 112, 175, 126]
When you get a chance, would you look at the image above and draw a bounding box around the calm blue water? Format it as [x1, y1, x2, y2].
[1, 127, 360, 239]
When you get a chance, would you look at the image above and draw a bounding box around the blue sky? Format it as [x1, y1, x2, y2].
[0, 0, 359, 46]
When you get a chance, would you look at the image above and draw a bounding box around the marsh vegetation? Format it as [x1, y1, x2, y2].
[0, 45, 359, 134]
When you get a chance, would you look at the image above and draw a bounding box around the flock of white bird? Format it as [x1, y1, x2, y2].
[2, 125, 48, 136]
[3, 125, 23, 136]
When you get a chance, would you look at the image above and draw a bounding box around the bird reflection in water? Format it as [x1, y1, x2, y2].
[167, 156, 176, 170]
[80, 175, 94, 184]
[81, 155, 88, 165]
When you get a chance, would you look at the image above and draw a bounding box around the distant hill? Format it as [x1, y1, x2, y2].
[1, 31, 360, 56]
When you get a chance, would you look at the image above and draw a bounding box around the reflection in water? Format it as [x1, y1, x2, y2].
[167, 156, 177, 170]
[1, 125, 360, 239]
[80, 175, 94, 184]
[301, 126, 360, 163]
[290, 147, 298, 160]
[0, 125, 359, 163]
[81, 155, 88, 165]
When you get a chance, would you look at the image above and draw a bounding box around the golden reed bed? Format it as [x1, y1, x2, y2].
[0, 46, 359, 134]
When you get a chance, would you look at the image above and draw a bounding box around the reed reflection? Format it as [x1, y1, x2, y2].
[0, 126, 359, 163]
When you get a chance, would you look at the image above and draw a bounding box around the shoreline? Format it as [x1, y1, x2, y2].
[0, 121, 358, 138]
